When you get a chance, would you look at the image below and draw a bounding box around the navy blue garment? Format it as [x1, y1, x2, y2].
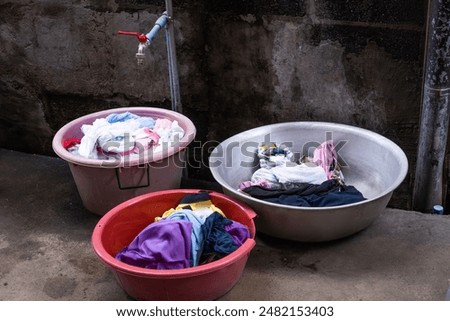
[242, 180, 365, 207]
[242, 179, 342, 199]
[200, 212, 238, 263]
[178, 191, 210, 204]
[263, 185, 365, 207]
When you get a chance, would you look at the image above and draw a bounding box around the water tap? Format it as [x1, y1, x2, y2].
[117, 31, 149, 65]
[118, 13, 170, 65]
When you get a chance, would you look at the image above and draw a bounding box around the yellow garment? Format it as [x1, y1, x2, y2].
[155, 199, 225, 222]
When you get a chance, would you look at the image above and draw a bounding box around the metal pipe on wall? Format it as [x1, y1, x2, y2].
[165, 0, 182, 114]
[413, 0, 450, 213]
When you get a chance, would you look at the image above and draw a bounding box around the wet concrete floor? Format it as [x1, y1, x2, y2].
[1, 148, 450, 300]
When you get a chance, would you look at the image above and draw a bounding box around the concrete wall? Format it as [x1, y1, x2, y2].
[0, 0, 427, 209]
[0, 0, 208, 152]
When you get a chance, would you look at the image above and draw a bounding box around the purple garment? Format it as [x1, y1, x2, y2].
[163, 210, 205, 267]
[115, 220, 192, 270]
[225, 221, 251, 246]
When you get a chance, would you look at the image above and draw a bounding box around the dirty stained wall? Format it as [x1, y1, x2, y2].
[0, 0, 427, 209]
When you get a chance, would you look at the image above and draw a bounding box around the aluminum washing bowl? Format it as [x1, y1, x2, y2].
[209, 122, 408, 242]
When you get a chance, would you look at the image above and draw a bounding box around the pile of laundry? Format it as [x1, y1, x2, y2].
[115, 192, 251, 270]
[239, 141, 366, 207]
[63, 112, 185, 159]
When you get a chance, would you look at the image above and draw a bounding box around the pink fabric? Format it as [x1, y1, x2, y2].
[153, 118, 172, 131]
[313, 141, 338, 179]
[134, 128, 160, 153]
[239, 181, 252, 190]
[144, 128, 160, 142]
[239, 179, 270, 191]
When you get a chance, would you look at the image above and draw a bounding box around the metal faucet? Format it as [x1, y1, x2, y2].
[118, 13, 169, 65]
[117, 0, 182, 114]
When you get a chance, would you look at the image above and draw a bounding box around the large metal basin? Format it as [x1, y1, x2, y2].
[209, 122, 408, 242]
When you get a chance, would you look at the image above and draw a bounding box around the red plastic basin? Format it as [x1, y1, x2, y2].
[91, 189, 257, 300]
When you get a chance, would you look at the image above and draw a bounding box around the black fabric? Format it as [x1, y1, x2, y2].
[200, 212, 237, 263]
[178, 191, 210, 204]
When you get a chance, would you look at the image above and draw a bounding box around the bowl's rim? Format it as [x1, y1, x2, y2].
[91, 189, 257, 278]
[52, 106, 196, 168]
[209, 121, 409, 211]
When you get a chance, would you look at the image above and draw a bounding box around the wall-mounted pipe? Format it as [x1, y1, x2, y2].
[413, 0, 450, 213]
[164, 0, 182, 114]
[145, 14, 169, 43]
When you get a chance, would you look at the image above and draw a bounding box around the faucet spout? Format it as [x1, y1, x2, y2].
[117, 13, 169, 65]
[136, 42, 148, 65]
[117, 30, 149, 65]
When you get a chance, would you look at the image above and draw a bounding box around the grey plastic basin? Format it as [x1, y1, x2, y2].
[209, 122, 408, 242]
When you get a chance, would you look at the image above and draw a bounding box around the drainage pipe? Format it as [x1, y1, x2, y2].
[413, 0, 450, 213]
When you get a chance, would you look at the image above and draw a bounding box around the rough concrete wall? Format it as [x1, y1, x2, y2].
[0, 0, 427, 209]
[0, 0, 208, 153]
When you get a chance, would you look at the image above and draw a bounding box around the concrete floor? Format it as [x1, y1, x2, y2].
[1, 148, 450, 301]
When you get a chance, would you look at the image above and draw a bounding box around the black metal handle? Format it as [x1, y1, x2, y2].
[115, 166, 150, 190]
